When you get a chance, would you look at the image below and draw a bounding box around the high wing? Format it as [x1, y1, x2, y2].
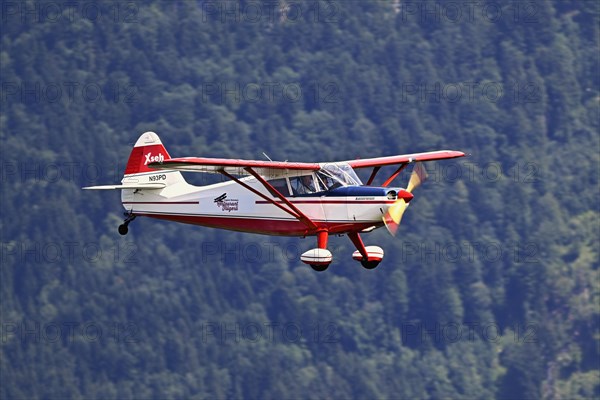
[149, 151, 465, 175]
[344, 150, 465, 169]
[148, 157, 320, 177]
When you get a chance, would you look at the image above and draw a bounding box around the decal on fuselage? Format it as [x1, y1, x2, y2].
[149, 174, 166, 181]
[214, 193, 239, 212]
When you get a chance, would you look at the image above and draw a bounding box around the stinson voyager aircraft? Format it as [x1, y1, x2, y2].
[84, 132, 465, 271]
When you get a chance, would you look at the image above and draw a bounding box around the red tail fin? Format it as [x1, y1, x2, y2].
[124, 132, 171, 175]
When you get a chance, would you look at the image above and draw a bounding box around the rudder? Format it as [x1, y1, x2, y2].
[124, 131, 171, 175]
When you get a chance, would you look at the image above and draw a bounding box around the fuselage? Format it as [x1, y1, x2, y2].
[121, 170, 406, 236]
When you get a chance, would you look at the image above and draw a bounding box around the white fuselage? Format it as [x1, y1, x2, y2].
[121, 170, 397, 236]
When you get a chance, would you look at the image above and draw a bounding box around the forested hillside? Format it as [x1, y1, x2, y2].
[1, 1, 598, 398]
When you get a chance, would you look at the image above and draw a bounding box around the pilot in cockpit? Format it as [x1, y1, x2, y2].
[294, 175, 316, 195]
[318, 174, 334, 190]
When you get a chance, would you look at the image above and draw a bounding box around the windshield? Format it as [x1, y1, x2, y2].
[316, 163, 362, 190]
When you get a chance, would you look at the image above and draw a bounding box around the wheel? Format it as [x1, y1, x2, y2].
[361, 260, 380, 270]
[118, 224, 129, 235]
[310, 263, 329, 272]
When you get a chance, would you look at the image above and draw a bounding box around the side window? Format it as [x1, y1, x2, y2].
[267, 178, 290, 197]
[290, 175, 317, 196]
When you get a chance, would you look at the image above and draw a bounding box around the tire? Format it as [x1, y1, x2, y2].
[118, 224, 129, 235]
[361, 260, 380, 270]
[310, 263, 329, 272]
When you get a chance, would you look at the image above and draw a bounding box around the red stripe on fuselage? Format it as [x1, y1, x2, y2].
[255, 200, 396, 205]
[135, 213, 381, 236]
[121, 200, 394, 205]
[122, 201, 198, 204]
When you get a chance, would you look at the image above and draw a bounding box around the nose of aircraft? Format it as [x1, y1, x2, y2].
[398, 189, 414, 202]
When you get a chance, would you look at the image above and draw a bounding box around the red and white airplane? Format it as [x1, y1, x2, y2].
[84, 132, 464, 271]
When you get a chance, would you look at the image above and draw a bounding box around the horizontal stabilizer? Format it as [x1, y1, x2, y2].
[82, 183, 166, 190]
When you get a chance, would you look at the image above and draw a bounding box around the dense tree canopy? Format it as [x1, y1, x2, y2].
[1, 1, 598, 398]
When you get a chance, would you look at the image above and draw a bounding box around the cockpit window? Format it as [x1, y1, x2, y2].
[268, 164, 361, 197]
[290, 175, 317, 196]
[267, 178, 290, 197]
[316, 163, 362, 190]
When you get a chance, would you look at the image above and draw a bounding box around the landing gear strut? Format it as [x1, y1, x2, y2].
[118, 213, 136, 235]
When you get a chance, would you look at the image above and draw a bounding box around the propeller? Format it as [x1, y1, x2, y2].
[383, 162, 428, 235]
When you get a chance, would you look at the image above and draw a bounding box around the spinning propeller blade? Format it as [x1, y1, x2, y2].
[382, 199, 408, 235]
[383, 162, 428, 236]
[406, 162, 428, 193]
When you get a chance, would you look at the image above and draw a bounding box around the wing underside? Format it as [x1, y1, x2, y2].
[148, 151, 465, 175]
[82, 183, 166, 190]
[148, 157, 321, 177]
[344, 150, 465, 169]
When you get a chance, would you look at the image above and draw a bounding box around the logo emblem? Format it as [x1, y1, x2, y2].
[214, 193, 238, 212]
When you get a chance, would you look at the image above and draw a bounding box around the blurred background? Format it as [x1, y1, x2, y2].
[1, 1, 598, 398]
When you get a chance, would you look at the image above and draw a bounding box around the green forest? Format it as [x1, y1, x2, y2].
[1, 0, 598, 398]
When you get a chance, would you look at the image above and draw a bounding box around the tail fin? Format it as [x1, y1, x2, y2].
[121, 132, 186, 186]
[83, 132, 188, 191]
[124, 131, 171, 175]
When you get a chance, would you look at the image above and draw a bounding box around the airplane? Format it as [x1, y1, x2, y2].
[84, 131, 465, 271]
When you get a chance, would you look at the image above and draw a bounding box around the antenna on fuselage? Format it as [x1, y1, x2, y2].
[262, 152, 273, 162]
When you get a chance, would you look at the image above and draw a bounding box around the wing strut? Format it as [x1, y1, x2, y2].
[364, 163, 410, 187]
[219, 168, 318, 232]
[365, 167, 381, 186]
[244, 167, 319, 230]
[381, 163, 409, 187]
[218, 170, 301, 219]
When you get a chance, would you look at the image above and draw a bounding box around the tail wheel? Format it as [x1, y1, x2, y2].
[118, 213, 136, 235]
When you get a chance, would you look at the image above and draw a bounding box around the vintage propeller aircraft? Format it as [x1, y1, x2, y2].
[84, 132, 464, 271]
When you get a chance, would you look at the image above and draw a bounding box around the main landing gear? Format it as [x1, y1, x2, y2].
[348, 232, 384, 270]
[118, 213, 136, 235]
[300, 230, 385, 271]
[301, 230, 332, 272]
